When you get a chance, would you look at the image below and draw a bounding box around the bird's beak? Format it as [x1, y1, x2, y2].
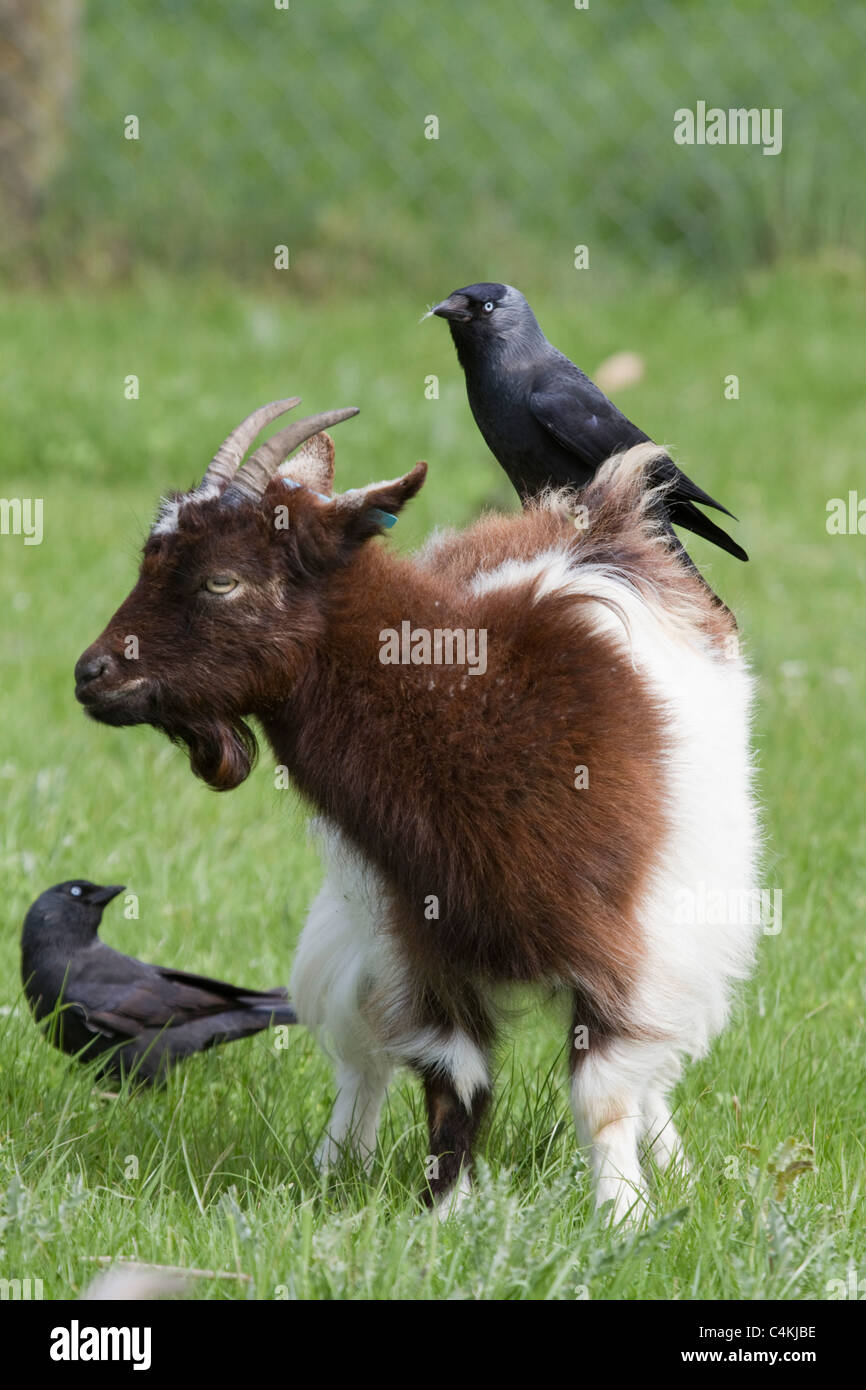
[431, 293, 472, 323]
[91, 885, 125, 906]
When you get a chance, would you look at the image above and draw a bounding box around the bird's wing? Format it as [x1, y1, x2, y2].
[77, 968, 290, 1037]
[75, 976, 244, 1035]
[63, 1001, 119, 1039]
[155, 967, 290, 1006]
[529, 368, 736, 518]
[529, 372, 647, 471]
[78, 1006, 141, 1039]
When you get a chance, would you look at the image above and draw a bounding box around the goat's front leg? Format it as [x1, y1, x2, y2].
[317, 1056, 392, 1172]
[290, 854, 393, 1174]
[418, 1064, 491, 1216]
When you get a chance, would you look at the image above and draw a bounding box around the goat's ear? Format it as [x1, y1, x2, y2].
[278, 430, 335, 496]
[333, 462, 427, 544]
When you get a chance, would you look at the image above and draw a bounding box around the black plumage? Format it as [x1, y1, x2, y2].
[21, 880, 297, 1085]
[431, 281, 747, 565]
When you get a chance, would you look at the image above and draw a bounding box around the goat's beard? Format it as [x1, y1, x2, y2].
[160, 716, 258, 792]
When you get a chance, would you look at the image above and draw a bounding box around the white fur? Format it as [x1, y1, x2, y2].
[436, 1170, 473, 1221]
[151, 482, 223, 538]
[151, 497, 183, 536]
[469, 550, 563, 598]
[291, 824, 492, 1172]
[398, 1026, 489, 1110]
[291, 523, 760, 1222]
[570, 1043, 651, 1224]
[290, 827, 393, 1168]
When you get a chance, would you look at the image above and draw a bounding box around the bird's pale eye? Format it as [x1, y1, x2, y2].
[70, 886, 82, 897]
[204, 576, 240, 595]
[483, 301, 495, 313]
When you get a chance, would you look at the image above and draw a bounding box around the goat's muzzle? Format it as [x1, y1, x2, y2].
[74, 647, 151, 726]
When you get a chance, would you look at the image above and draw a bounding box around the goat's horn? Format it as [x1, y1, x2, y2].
[197, 397, 302, 493]
[223, 407, 360, 505]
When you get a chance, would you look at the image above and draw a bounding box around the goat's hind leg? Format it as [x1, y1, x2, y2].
[418, 1062, 491, 1215]
[404, 1016, 492, 1215]
[569, 1008, 653, 1226]
[642, 1087, 691, 1178]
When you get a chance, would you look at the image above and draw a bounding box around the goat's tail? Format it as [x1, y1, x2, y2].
[535, 445, 739, 646]
[532, 442, 675, 553]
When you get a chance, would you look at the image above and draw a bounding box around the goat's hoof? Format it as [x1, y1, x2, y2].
[315, 1137, 377, 1177]
[598, 1181, 651, 1232]
[314, 1135, 343, 1173]
[645, 1128, 691, 1177]
[663, 1149, 693, 1183]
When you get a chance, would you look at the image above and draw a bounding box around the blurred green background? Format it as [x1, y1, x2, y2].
[2, 0, 863, 288]
[1, 0, 865, 1299]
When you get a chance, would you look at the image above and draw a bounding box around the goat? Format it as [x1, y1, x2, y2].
[75, 399, 760, 1222]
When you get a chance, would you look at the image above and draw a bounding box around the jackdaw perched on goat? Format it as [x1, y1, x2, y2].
[430, 281, 747, 581]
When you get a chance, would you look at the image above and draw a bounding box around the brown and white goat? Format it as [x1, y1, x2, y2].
[75, 400, 760, 1222]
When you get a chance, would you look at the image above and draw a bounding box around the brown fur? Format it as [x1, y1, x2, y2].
[261, 538, 666, 1019]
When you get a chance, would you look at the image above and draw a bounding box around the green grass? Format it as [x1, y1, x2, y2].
[1, 263, 865, 1299]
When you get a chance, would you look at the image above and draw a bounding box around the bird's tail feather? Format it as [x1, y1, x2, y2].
[673, 474, 738, 520]
[670, 499, 748, 561]
[248, 1002, 298, 1025]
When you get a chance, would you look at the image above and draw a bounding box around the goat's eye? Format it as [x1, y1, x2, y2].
[204, 576, 240, 595]
[483, 301, 495, 313]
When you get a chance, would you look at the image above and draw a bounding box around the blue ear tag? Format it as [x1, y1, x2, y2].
[281, 477, 331, 503]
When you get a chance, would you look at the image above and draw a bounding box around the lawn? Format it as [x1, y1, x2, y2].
[1, 261, 864, 1299]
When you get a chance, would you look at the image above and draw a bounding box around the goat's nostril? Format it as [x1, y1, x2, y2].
[75, 652, 112, 686]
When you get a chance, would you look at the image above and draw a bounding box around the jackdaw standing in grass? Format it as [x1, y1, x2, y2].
[21, 880, 297, 1085]
[430, 281, 747, 566]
